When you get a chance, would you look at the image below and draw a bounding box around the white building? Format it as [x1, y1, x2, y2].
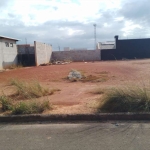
[0, 35, 19, 69]
[64, 47, 70, 51]
[97, 41, 115, 50]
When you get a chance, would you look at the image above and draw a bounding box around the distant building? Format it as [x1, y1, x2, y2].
[64, 47, 88, 51]
[64, 47, 70, 51]
[0, 35, 19, 69]
[71, 48, 87, 51]
[97, 41, 115, 50]
[17, 42, 52, 67]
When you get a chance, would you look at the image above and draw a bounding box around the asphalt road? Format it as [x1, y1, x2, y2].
[0, 122, 150, 150]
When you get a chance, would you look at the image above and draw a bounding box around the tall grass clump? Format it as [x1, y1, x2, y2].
[98, 86, 150, 113]
[12, 101, 51, 115]
[10, 79, 51, 99]
[0, 95, 12, 111]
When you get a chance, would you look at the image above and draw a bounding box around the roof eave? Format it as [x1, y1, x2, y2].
[0, 35, 20, 41]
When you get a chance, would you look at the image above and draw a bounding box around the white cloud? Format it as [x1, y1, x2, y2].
[121, 20, 143, 37]
[115, 17, 124, 21]
[0, 0, 122, 26]
[1, 0, 150, 48]
[59, 27, 85, 36]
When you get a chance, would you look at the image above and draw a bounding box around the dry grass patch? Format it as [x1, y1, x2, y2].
[7, 64, 23, 70]
[97, 85, 150, 113]
[81, 75, 109, 83]
[10, 79, 60, 99]
[82, 71, 109, 83]
[50, 88, 61, 94]
[90, 88, 105, 95]
[0, 94, 52, 115]
[0, 79, 56, 115]
[12, 100, 52, 115]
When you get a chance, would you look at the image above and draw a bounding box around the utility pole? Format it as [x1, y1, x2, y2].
[57, 43, 60, 51]
[93, 24, 97, 50]
[25, 38, 29, 65]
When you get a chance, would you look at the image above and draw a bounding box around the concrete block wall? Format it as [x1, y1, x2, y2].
[51, 49, 101, 61]
[17, 45, 35, 54]
[0, 40, 3, 69]
[34, 41, 52, 66]
[0, 38, 17, 69]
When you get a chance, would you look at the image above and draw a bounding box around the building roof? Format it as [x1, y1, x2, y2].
[97, 41, 115, 49]
[0, 35, 20, 41]
[100, 44, 115, 49]
[98, 41, 115, 45]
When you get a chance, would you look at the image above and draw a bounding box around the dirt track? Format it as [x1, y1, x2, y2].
[0, 59, 150, 114]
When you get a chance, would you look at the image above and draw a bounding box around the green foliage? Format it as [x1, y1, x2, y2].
[0, 95, 12, 111]
[98, 86, 150, 113]
[12, 101, 52, 115]
[0, 79, 54, 115]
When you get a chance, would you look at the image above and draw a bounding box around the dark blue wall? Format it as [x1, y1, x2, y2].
[18, 54, 35, 66]
[101, 38, 150, 60]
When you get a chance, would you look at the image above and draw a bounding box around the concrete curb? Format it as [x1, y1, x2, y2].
[1, 113, 150, 123]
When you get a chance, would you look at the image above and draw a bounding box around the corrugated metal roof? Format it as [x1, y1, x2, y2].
[0, 35, 20, 41]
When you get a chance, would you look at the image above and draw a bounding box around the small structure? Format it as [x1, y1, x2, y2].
[0, 35, 19, 69]
[64, 47, 88, 51]
[71, 48, 87, 51]
[64, 47, 70, 51]
[97, 41, 115, 50]
[17, 41, 52, 66]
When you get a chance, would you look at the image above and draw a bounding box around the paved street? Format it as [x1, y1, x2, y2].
[0, 122, 150, 150]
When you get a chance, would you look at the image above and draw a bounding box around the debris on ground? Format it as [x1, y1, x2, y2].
[39, 60, 71, 66]
[68, 70, 82, 81]
[52, 61, 71, 65]
[40, 63, 51, 66]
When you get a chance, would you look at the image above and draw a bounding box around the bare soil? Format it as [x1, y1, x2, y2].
[0, 59, 150, 115]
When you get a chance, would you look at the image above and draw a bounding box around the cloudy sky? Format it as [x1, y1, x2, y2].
[0, 0, 150, 50]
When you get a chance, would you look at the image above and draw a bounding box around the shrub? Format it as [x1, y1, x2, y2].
[12, 101, 52, 115]
[12, 102, 30, 114]
[98, 86, 150, 113]
[0, 95, 12, 111]
[10, 79, 51, 99]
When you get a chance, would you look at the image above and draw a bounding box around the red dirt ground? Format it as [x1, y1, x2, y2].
[0, 59, 150, 114]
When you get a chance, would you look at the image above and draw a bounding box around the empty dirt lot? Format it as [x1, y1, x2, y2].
[0, 59, 150, 115]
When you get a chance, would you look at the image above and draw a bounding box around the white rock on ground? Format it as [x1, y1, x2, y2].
[68, 70, 82, 80]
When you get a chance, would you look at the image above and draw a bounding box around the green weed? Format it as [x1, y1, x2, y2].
[12, 101, 52, 115]
[0, 95, 12, 111]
